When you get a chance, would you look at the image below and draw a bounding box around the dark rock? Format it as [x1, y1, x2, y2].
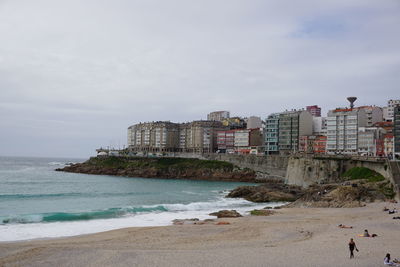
[227, 184, 304, 203]
[250, 209, 275, 216]
[209, 210, 242, 218]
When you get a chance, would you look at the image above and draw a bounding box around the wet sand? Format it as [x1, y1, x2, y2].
[1, 202, 399, 267]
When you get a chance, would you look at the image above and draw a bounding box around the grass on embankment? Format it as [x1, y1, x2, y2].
[342, 167, 385, 182]
[87, 156, 236, 171]
[341, 167, 395, 199]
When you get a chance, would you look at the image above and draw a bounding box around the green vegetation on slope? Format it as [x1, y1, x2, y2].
[342, 167, 385, 183]
[87, 156, 235, 171]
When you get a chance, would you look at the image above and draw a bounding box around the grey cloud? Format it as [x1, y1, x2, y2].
[0, 0, 399, 157]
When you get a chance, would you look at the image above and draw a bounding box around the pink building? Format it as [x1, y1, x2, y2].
[306, 105, 321, 117]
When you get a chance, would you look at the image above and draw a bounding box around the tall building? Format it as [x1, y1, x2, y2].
[387, 100, 400, 122]
[207, 111, 230, 121]
[306, 105, 321, 117]
[278, 110, 313, 153]
[264, 113, 280, 154]
[326, 108, 367, 154]
[394, 105, 400, 158]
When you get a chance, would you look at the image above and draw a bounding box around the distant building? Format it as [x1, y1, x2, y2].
[313, 135, 327, 154]
[217, 130, 235, 152]
[312, 117, 327, 135]
[278, 110, 313, 153]
[306, 105, 321, 117]
[221, 117, 246, 129]
[394, 105, 400, 158]
[299, 135, 327, 154]
[383, 134, 394, 157]
[181, 120, 225, 153]
[264, 113, 280, 154]
[127, 121, 180, 153]
[246, 116, 262, 129]
[358, 127, 386, 156]
[373, 121, 393, 135]
[356, 106, 383, 127]
[385, 100, 400, 122]
[234, 129, 263, 154]
[326, 108, 363, 155]
[207, 111, 230, 121]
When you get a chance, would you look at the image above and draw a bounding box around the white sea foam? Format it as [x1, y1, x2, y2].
[0, 199, 285, 242]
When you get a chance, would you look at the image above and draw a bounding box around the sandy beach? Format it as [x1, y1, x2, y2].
[1, 202, 399, 267]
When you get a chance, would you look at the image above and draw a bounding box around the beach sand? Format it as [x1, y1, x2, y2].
[1, 202, 399, 267]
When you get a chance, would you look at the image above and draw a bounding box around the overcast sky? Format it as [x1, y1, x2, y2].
[0, 0, 399, 158]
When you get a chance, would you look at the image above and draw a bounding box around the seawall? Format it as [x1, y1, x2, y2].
[169, 153, 398, 198]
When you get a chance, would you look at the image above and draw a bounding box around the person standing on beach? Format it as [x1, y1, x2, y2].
[348, 238, 358, 259]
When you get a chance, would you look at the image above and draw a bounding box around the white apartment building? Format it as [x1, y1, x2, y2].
[358, 127, 386, 156]
[326, 108, 366, 154]
[234, 130, 250, 147]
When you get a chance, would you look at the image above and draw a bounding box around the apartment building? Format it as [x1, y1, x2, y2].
[207, 111, 230, 121]
[127, 121, 180, 152]
[384, 100, 400, 122]
[299, 135, 327, 154]
[182, 120, 225, 153]
[326, 108, 367, 154]
[394, 105, 400, 158]
[278, 110, 313, 153]
[264, 113, 280, 154]
[357, 106, 383, 127]
[217, 130, 235, 152]
[357, 127, 386, 156]
[306, 105, 321, 117]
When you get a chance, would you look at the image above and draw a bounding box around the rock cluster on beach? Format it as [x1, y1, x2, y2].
[227, 179, 395, 208]
[56, 157, 256, 182]
[209, 210, 243, 218]
[226, 182, 304, 202]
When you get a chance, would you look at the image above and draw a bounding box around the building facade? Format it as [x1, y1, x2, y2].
[394, 105, 400, 158]
[207, 111, 230, 121]
[386, 100, 400, 122]
[127, 121, 180, 153]
[326, 108, 365, 154]
[246, 116, 262, 129]
[264, 113, 280, 154]
[278, 110, 313, 153]
[306, 105, 321, 117]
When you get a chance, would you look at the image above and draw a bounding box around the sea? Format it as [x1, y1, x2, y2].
[0, 156, 283, 242]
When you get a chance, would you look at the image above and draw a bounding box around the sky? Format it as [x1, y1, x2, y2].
[0, 0, 399, 158]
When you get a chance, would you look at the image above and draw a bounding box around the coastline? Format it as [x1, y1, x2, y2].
[1, 202, 399, 267]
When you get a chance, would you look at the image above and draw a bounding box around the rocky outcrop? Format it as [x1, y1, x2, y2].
[285, 182, 390, 208]
[250, 209, 275, 216]
[227, 182, 304, 202]
[209, 210, 242, 218]
[56, 157, 256, 182]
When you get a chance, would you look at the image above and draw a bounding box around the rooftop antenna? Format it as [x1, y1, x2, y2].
[347, 97, 357, 109]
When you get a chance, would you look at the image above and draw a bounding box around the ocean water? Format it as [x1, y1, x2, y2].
[0, 156, 283, 242]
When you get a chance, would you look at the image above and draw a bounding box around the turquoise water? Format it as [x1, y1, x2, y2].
[0, 156, 278, 241]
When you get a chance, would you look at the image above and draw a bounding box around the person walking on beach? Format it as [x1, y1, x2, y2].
[348, 238, 358, 259]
